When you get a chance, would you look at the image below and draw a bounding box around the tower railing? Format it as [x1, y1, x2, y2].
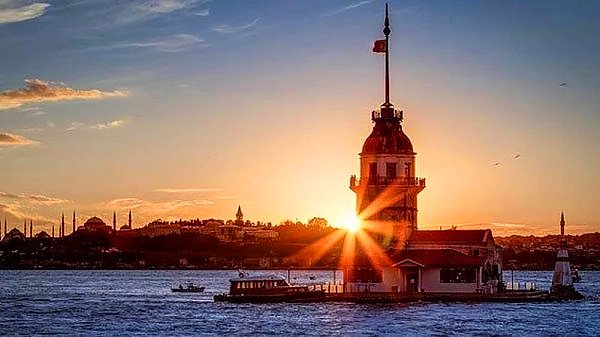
[371, 109, 403, 121]
[350, 176, 425, 189]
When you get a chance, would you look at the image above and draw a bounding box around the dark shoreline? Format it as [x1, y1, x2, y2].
[1, 267, 598, 271]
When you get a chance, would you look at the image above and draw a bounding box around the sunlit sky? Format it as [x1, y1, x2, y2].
[1, 0, 599, 236]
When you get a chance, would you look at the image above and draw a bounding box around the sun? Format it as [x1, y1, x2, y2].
[339, 212, 361, 233]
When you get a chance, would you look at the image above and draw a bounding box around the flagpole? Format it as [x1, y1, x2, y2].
[384, 3, 391, 107]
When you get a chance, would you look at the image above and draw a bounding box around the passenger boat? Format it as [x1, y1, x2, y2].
[213, 274, 326, 303]
[171, 282, 205, 293]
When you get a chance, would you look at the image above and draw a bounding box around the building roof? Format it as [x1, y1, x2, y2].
[229, 274, 286, 282]
[409, 229, 491, 245]
[392, 249, 485, 267]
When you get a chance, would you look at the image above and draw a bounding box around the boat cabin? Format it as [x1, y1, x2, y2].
[228, 274, 308, 296]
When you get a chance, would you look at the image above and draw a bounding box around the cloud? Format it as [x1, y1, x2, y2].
[0, 192, 70, 206]
[106, 197, 214, 211]
[0, 79, 127, 110]
[0, 191, 68, 230]
[0, 202, 54, 225]
[66, 118, 128, 131]
[26, 194, 71, 205]
[65, 121, 85, 131]
[211, 18, 260, 34]
[105, 197, 214, 219]
[0, 202, 31, 221]
[14, 127, 44, 132]
[114, 0, 209, 26]
[0, 191, 70, 233]
[155, 187, 223, 193]
[32, 110, 48, 117]
[324, 0, 373, 17]
[136, 0, 201, 14]
[93, 34, 207, 53]
[91, 119, 126, 130]
[0, 133, 38, 146]
[0, 2, 50, 24]
[194, 8, 209, 16]
[105, 197, 147, 210]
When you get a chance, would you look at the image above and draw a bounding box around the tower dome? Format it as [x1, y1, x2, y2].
[361, 122, 414, 155]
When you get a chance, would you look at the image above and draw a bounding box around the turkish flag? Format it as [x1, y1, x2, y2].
[373, 39, 386, 53]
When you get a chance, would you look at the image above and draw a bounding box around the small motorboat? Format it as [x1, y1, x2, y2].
[172, 282, 205, 293]
[572, 269, 582, 283]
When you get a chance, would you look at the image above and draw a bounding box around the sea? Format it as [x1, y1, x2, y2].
[1, 270, 599, 336]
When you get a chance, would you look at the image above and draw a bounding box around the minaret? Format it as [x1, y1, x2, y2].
[29, 220, 33, 238]
[72, 210, 76, 234]
[113, 212, 117, 231]
[349, 4, 425, 248]
[560, 211, 565, 236]
[3, 218, 6, 238]
[550, 212, 581, 298]
[23, 220, 27, 237]
[128, 210, 132, 229]
[236, 205, 244, 225]
[61, 213, 65, 238]
[52, 224, 55, 238]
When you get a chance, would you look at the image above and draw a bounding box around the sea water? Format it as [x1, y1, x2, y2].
[1, 270, 599, 336]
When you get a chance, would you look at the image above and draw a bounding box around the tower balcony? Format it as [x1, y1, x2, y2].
[372, 108, 403, 121]
[350, 175, 425, 189]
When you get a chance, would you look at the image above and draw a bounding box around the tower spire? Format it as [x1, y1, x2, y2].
[128, 210, 132, 229]
[72, 210, 76, 234]
[236, 205, 244, 224]
[113, 211, 117, 231]
[371, 4, 402, 122]
[383, 2, 391, 107]
[61, 213, 65, 238]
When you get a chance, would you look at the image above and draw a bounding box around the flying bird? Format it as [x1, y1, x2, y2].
[558, 82, 567, 87]
[492, 162, 501, 167]
[512, 153, 521, 159]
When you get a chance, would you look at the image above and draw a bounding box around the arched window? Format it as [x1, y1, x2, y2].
[386, 163, 396, 179]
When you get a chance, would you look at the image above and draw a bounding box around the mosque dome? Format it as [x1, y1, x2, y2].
[84, 217, 105, 226]
[83, 216, 108, 231]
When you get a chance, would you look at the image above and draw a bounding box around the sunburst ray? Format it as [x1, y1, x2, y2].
[338, 230, 356, 270]
[291, 229, 346, 263]
[355, 229, 394, 269]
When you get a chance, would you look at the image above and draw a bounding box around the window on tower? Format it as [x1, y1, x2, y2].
[386, 163, 396, 179]
[404, 163, 411, 177]
[369, 163, 378, 182]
